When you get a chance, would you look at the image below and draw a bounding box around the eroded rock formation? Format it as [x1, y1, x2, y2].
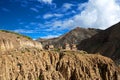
[0, 30, 119, 80]
[0, 48, 119, 80]
[0, 31, 43, 52]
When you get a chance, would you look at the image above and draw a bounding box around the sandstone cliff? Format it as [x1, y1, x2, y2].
[0, 48, 119, 80]
[0, 30, 43, 52]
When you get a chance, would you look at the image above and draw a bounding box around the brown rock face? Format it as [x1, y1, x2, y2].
[0, 31, 43, 52]
[37, 27, 101, 48]
[0, 48, 119, 80]
[77, 22, 120, 63]
[0, 29, 119, 80]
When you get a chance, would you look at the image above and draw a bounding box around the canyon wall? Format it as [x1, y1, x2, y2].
[0, 49, 119, 80]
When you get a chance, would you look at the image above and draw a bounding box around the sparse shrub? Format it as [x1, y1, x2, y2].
[54, 48, 60, 52]
[36, 78, 40, 80]
[96, 53, 101, 55]
[16, 57, 18, 60]
[21, 50, 25, 53]
[78, 50, 88, 54]
[17, 63, 22, 67]
[0, 30, 32, 40]
[17, 36, 20, 39]
[25, 48, 30, 52]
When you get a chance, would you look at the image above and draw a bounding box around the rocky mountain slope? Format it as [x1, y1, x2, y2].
[0, 30, 119, 80]
[0, 30, 43, 52]
[0, 48, 119, 80]
[77, 22, 120, 63]
[37, 27, 101, 48]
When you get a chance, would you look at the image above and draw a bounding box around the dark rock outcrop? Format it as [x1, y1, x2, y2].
[37, 27, 101, 48]
[77, 22, 120, 62]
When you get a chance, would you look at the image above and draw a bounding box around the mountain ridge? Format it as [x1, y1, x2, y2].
[37, 27, 101, 48]
[0, 27, 120, 80]
[77, 22, 120, 63]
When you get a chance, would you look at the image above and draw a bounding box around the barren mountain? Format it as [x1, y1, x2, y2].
[0, 30, 120, 80]
[0, 30, 43, 52]
[37, 27, 101, 48]
[77, 22, 120, 63]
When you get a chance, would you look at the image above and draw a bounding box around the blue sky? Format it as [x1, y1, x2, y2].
[0, 0, 120, 39]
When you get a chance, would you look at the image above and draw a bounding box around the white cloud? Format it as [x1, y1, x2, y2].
[43, 14, 53, 19]
[30, 8, 39, 12]
[62, 3, 74, 11]
[41, 34, 61, 39]
[38, 0, 52, 4]
[43, 13, 63, 19]
[81, 0, 120, 29]
[54, 14, 63, 17]
[13, 29, 35, 33]
[46, 0, 120, 30]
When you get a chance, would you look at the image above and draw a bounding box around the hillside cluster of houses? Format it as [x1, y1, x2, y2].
[44, 43, 77, 51]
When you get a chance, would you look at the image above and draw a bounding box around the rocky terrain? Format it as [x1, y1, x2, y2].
[0, 48, 119, 80]
[0, 30, 120, 80]
[0, 30, 43, 52]
[37, 27, 101, 48]
[77, 22, 120, 64]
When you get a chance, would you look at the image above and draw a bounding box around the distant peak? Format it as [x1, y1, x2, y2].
[76, 27, 80, 29]
[73, 27, 82, 30]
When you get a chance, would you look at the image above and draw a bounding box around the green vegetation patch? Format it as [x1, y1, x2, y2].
[0, 30, 32, 40]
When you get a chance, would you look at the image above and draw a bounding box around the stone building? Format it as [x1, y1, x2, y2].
[49, 45, 54, 50]
[58, 46, 62, 50]
[64, 43, 71, 50]
[44, 45, 54, 50]
[71, 44, 77, 51]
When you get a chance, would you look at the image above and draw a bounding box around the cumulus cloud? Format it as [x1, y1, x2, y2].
[43, 13, 63, 19]
[38, 0, 52, 4]
[79, 0, 120, 29]
[47, 0, 120, 30]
